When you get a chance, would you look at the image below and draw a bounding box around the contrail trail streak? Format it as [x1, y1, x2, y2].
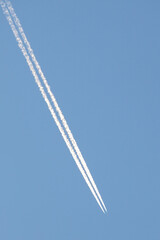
[5, 0, 107, 212]
[0, 1, 105, 212]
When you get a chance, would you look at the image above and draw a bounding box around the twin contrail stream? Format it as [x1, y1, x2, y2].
[5, 0, 107, 213]
[0, 0, 106, 212]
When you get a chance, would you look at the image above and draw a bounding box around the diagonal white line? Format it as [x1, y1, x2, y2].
[0, 0, 105, 213]
[5, 0, 107, 212]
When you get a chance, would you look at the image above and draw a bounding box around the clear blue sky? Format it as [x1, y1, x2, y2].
[0, 0, 160, 239]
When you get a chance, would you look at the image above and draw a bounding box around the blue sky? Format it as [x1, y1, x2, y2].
[0, 0, 160, 239]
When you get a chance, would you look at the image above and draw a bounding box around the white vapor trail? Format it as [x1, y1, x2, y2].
[0, 0, 106, 212]
[0, 0, 105, 213]
[5, 0, 107, 212]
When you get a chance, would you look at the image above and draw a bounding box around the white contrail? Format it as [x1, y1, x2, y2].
[0, 1, 105, 213]
[5, 0, 107, 212]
